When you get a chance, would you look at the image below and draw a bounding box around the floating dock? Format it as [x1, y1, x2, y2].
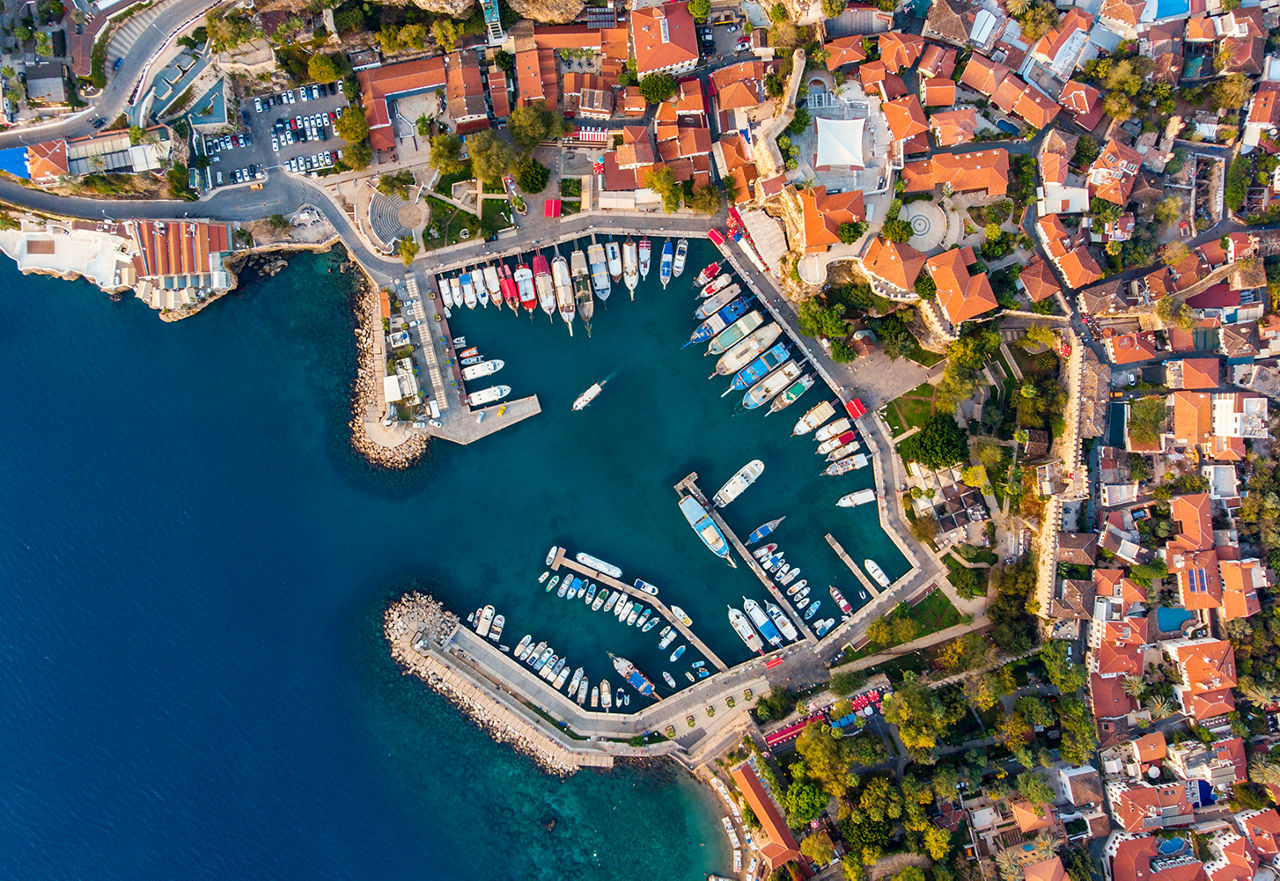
[824, 534, 881, 598]
[674, 473, 817, 646]
[550, 548, 729, 672]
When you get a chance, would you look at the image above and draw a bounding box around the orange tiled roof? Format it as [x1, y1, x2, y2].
[26, 139, 69, 182]
[1171, 493, 1213, 551]
[358, 56, 448, 151]
[824, 35, 867, 70]
[1241, 808, 1280, 857]
[1089, 138, 1143, 205]
[960, 54, 1009, 96]
[1218, 558, 1265, 620]
[883, 95, 929, 142]
[929, 107, 977, 147]
[631, 2, 699, 76]
[1018, 257, 1059, 302]
[711, 59, 764, 92]
[918, 43, 956, 78]
[902, 149, 1009, 198]
[1095, 568, 1146, 605]
[862, 236, 927, 291]
[1024, 858, 1067, 881]
[1170, 390, 1211, 447]
[1133, 731, 1167, 763]
[1030, 9, 1094, 65]
[515, 49, 559, 109]
[922, 78, 956, 106]
[927, 247, 998, 324]
[991, 74, 1060, 129]
[1179, 357, 1220, 389]
[1110, 783, 1193, 834]
[1101, 0, 1145, 27]
[879, 32, 925, 73]
[1170, 638, 1237, 720]
[1170, 547, 1222, 611]
[730, 765, 802, 871]
[799, 185, 865, 253]
[718, 80, 760, 111]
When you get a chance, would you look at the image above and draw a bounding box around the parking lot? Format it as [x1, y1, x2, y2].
[193, 82, 351, 191]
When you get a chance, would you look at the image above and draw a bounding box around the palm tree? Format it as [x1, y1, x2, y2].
[1145, 696, 1176, 719]
[1005, 0, 1031, 16]
[1122, 675, 1147, 699]
[1237, 676, 1280, 709]
[1249, 753, 1280, 789]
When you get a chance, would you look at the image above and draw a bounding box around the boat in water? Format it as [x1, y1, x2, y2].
[729, 607, 764, 653]
[671, 605, 693, 626]
[460, 272, 477, 309]
[824, 453, 869, 476]
[515, 262, 537, 313]
[515, 634, 532, 658]
[448, 277, 463, 310]
[571, 249, 594, 330]
[468, 385, 511, 407]
[712, 459, 765, 507]
[606, 240, 623, 282]
[483, 265, 502, 309]
[747, 518, 784, 545]
[658, 626, 677, 650]
[603, 591, 619, 612]
[743, 362, 802, 409]
[838, 489, 877, 507]
[713, 323, 783, 376]
[592, 589, 607, 611]
[677, 495, 735, 566]
[786, 578, 807, 596]
[829, 585, 854, 615]
[695, 284, 744, 320]
[708, 311, 765, 357]
[577, 678, 588, 704]
[659, 239, 673, 289]
[865, 559, 891, 589]
[687, 297, 751, 347]
[600, 679, 611, 710]
[462, 358, 504, 381]
[622, 239, 639, 299]
[765, 601, 798, 641]
[587, 242, 611, 302]
[724, 342, 789, 396]
[662, 671, 677, 688]
[474, 269, 491, 307]
[475, 604, 495, 637]
[793, 401, 836, 436]
[553, 664, 570, 690]
[694, 262, 720, 286]
[576, 551, 622, 578]
[816, 417, 852, 442]
[752, 542, 777, 560]
[568, 667, 583, 696]
[572, 371, 613, 411]
[814, 618, 835, 636]
[638, 237, 651, 279]
[641, 615, 658, 632]
[768, 373, 815, 414]
[499, 263, 520, 312]
[673, 238, 688, 277]
[818, 433, 858, 457]
[552, 255, 575, 334]
[584, 583, 597, 604]
[700, 273, 732, 298]
[590, 686, 598, 708]
[743, 598, 782, 647]
[634, 579, 659, 595]
[669, 644, 685, 663]
[533, 254, 555, 322]
[610, 653, 660, 700]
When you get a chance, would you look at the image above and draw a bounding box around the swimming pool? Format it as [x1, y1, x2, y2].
[1159, 837, 1188, 856]
[1155, 0, 1190, 18]
[1157, 607, 1194, 632]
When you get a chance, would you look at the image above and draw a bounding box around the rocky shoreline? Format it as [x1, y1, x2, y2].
[384, 592, 590, 777]
[348, 268, 428, 470]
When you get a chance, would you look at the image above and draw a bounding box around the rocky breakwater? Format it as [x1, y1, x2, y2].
[385, 592, 604, 776]
[350, 270, 427, 470]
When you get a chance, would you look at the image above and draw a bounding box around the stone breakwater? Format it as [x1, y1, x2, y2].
[349, 270, 427, 470]
[384, 592, 608, 777]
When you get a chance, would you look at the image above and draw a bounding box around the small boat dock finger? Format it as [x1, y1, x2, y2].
[674, 473, 818, 647]
[825, 534, 882, 598]
[549, 547, 729, 672]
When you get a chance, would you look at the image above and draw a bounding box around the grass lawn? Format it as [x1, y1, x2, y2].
[907, 346, 945, 367]
[885, 381, 937, 435]
[942, 553, 987, 599]
[561, 198, 581, 216]
[480, 199, 511, 238]
[433, 162, 473, 197]
[835, 589, 964, 663]
[423, 196, 480, 250]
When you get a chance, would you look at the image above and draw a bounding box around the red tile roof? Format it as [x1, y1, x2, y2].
[357, 57, 447, 153]
[879, 32, 925, 72]
[862, 236, 927, 291]
[799, 186, 865, 253]
[730, 765, 802, 871]
[631, 2, 699, 76]
[1018, 257, 1059, 302]
[929, 107, 977, 147]
[1089, 138, 1143, 205]
[927, 247, 998, 323]
[883, 95, 929, 142]
[921, 78, 956, 106]
[824, 35, 867, 70]
[960, 54, 1010, 96]
[902, 149, 1009, 198]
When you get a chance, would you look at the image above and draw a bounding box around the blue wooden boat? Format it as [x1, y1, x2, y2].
[684, 297, 751, 348]
[804, 600, 820, 620]
[747, 517, 784, 545]
[723, 342, 790, 396]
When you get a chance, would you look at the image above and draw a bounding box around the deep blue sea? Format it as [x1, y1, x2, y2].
[0, 242, 905, 879]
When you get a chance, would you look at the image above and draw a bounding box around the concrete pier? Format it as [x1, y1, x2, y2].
[674, 473, 818, 647]
[550, 547, 729, 672]
[824, 533, 881, 598]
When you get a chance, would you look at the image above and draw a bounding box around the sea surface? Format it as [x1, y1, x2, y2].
[0, 240, 903, 879]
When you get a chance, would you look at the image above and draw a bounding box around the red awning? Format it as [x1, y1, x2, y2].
[845, 398, 867, 419]
[543, 199, 562, 218]
[708, 228, 725, 245]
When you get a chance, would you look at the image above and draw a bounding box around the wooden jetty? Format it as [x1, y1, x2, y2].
[825, 534, 881, 598]
[550, 548, 729, 672]
[674, 473, 817, 646]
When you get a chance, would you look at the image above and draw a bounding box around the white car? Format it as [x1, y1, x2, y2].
[311, 85, 321, 100]
[254, 97, 262, 112]
[271, 135, 279, 151]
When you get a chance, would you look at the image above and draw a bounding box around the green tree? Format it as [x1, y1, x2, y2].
[334, 106, 371, 146]
[881, 672, 964, 759]
[782, 778, 828, 826]
[267, 214, 291, 231]
[308, 53, 339, 83]
[128, 125, 145, 145]
[923, 825, 952, 861]
[469, 130, 514, 185]
[837, 221, 868, 244]
[1211, 72, 1251, 111]
[895, 868, 927, 881]
[431, 18, 460, 51]
[512, 154, 550, 193]
[34, 31, 52, 57]
[829, 670, 866, 696]
[644, 166, 682, 213]
[689, 0, 711, 21]
[344, 140, 373, 171]
[638, 72, 678, 104]
[1154, 194, 1182, 224]
[769, 2, 789, 21]
[1071, 134, 1100, 167]
[688, 183, 722, 214]
[880, 219, 914, 243]
[397, 236, 419, 265]
[797, 299, 847, 339]
[914, 275, 937, 298]
[508, 100, 567, 151]
[1015, 772, 1056, 808]
[801, 832, 836, 865]
[795, 724, 856, 797]
[822, 0, 847, 16]
[428, 132, 466, 176]
[898, 414, 969, 470]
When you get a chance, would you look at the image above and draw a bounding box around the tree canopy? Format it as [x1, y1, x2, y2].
[468, 130, 514, 185]
[508, 101, 568, 151]
[898, 415, 969, 470]
[638, 73, 678, 104]
[307, 53, 339, 83]
[428, 133, 466, 176]
[644, 166, 682, 213]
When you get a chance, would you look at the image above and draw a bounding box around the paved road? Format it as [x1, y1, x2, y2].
[0, 0, 219, 149]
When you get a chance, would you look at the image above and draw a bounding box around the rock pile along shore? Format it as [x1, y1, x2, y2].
[349, 270, 427, 470]
[384, 592, 591, 777]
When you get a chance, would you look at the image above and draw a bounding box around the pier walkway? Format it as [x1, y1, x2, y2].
[550, 548, 728, 672]
[825, 534, 881, 598]
[675, 473, 818, 648]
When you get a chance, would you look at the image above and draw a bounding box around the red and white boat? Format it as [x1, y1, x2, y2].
[829, 586, 853, 615]
[499, 263, 520, 312]
[694, 262, 720, 286]
[515, 262, 537, 314]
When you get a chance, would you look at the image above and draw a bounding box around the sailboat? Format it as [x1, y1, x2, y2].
[552, 254, 575, 334]
[606, 240, 623, 282]
[712, 323, 784, 377]
[499, 263, 519, 312]
[659, 239, 673, 289]
[515, 262, 537, 314]
[768, 373, 815, 414]
[638, 237, 651, 279]
[622, 239, 639, 299]
[571, 248, 593, 332]
[588, 241, 611, 303]
[533, 254, 555, 321]
[672, 238, 688, 277]
[572, 371, 615, 411]
[794, 401, 837, 436]
[747, 517, 784, 545]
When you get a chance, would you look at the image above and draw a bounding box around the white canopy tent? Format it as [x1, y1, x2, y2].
[814, 117, 866, 169]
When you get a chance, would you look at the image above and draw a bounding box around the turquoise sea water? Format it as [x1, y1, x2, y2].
[0, 240, 904, 878]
